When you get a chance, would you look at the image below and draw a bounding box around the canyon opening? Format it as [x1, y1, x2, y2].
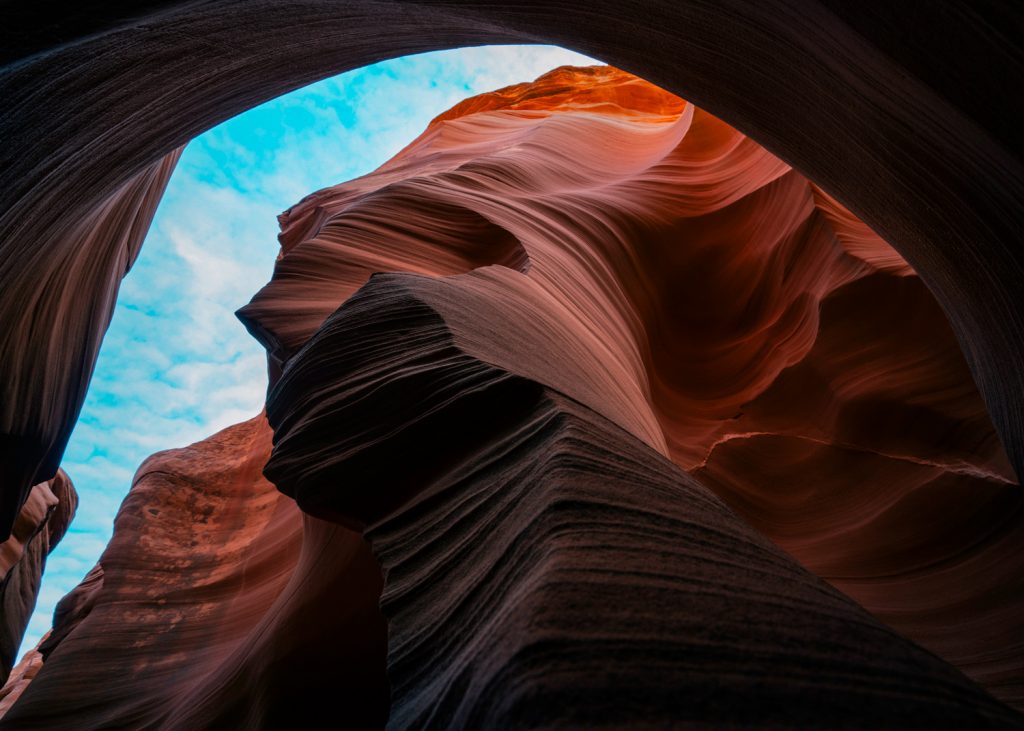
[2, 7, 1023, 730]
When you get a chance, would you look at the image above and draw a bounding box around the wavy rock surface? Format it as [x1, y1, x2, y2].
[245, 66, 1024, 705]
[4, 65, 1021, 727]
[0, 470, 75, 683]
[0, 415, 386, 729]
[2, 4, 1022, 540]
[0, 149, 181, 539]
[260, 271, 1020, 728]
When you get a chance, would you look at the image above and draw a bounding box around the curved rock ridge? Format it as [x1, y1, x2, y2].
[0, 148, 182, 540]
[0, 415, 386, 729]
[263, 271, 1021, 728]
[238, 69, 684, 370]
[0, 470, 76, 684]
[5, 62, 1021, 727]
[240, 66, 1021, 703]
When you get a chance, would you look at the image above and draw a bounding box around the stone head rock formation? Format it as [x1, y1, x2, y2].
[2, 65, 1021, 728]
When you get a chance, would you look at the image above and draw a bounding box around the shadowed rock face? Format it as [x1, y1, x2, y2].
[2, 62, 1021, 727]
[262, 272, 1021, 728]
[243, 66, 1021, 704]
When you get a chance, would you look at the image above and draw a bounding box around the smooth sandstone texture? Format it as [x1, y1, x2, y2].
[4, 62, 1021, 728]
[263, 272, 1021, 728]
[0, 149, 181, 539]
[1, 2, 1022, 541]
[243, 66, 1022, 705]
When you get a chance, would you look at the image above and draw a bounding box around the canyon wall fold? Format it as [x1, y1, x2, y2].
[2, 60, 1021, 727]
[247, 66, 1024, 706]
[262, 271, 1020, 728]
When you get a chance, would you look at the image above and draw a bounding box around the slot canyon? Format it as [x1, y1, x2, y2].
[1, 3, 1022, 729]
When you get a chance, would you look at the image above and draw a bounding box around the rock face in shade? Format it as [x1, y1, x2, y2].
[0, 415, 387, 729]
[241, 66, 1022, 706]
[4, 66, 1022, 728]
[262, 272, 1021, 728]
[0, 149, 181, 540]
[0, 470, 76, 683]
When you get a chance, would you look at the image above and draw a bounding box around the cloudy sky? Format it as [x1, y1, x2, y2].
[23, 44, 598, 658]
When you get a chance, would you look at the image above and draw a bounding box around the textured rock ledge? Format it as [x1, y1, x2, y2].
[0, 416, 386, 729]
[242, 66, 1021, 706]
[263, 272, 1021, 728]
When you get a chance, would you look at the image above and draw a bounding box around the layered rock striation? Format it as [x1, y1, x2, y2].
[263, 272, 1021, 728]
[0, 150, 181, 540]
[240, 66, 1021, 704]
[2, 3, 1022, 537]
[3, 65, 1021, 727]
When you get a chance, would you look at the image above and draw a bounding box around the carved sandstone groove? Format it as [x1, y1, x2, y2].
[264, 272, 1021, 729]
[0, 149, 181, 539]
[242, 67, 1021, 704]
[4, 63, 1021, 727]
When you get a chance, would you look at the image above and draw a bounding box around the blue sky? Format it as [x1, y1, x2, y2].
[23, 45, 598, 659]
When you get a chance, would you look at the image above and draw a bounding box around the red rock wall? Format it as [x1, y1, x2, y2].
[1, 416, 386, 728]
[0, 470, 76, 683]
[240, 66, 1023, 704]
[261, 271, 1020, 728]
[3, 66, 1021, 727]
